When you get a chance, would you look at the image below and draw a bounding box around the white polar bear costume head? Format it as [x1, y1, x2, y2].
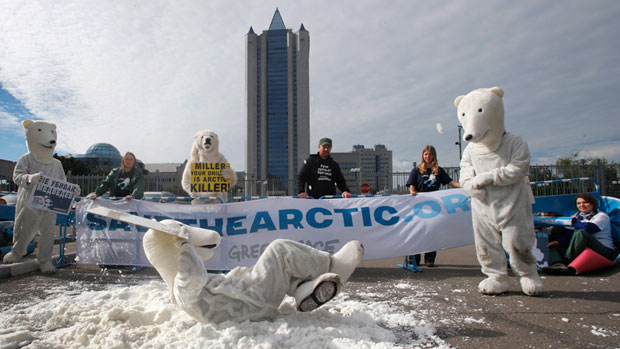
[454, 87, 505, 153]
[191, 130, 220, 162]
[24, 120, 57, 164]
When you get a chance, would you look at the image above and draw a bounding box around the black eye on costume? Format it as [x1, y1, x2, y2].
[462, 113, 465, 117]
[38, 129, 42, 131]
[478, 108, 483, 112]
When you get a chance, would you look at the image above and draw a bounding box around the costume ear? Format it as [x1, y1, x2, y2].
[454, 95, 464, 107]
[489, 86, 504, 98]
[23, 120, 33, 128]
[51, 123, 57, 130]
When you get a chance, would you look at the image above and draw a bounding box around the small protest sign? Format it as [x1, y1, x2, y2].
[190, 163, 231, 192]
[29, 174, 78, 215]
[533, 229, 551, 269]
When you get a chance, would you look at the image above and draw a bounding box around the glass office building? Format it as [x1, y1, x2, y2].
[245, 9, 310, 195]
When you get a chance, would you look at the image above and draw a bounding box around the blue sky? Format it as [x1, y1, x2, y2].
[1, 0, 619, 172]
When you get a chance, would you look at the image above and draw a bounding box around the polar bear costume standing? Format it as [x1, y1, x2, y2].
[455, 87, 543, 296]
[143, 220, 364, 323]
[3, 120, 77, 273]
[182, 130, 236, 204]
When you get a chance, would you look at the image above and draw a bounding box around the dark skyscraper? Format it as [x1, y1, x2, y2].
[245, 9, 310, 195]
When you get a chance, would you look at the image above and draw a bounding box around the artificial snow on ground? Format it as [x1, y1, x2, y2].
[0, 279, 451, 348]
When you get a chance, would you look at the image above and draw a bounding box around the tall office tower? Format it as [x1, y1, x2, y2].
[245, 9, 310, 195]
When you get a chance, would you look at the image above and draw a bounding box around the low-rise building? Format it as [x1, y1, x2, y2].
[331, 144, 393, 195]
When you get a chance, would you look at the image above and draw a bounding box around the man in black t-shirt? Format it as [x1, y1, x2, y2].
[297, 138, 352, 199]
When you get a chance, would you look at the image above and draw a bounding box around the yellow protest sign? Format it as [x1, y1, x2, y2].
[190, 163, 231, 192]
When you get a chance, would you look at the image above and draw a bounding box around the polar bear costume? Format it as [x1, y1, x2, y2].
[182, 130, 237, 204]
[3, 120, 77, 273]
[143, 220, 363, 323]
[455, 87, 543, 296]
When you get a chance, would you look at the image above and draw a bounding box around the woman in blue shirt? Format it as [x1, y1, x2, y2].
[406, 145, 460, 267]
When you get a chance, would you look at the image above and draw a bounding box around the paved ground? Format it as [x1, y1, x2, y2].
[1, 244, 619, 348]
[356, 246, 620, 348]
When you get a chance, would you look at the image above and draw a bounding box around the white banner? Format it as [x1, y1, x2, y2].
[75, 189, 475, 269]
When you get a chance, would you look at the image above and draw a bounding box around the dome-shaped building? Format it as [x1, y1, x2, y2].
[73, 143, 122, 170]
[85, 143, 122, 158]
[73, 143, 144, 172]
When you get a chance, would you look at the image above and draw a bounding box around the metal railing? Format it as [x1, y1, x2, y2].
[1, 162, 618, 199]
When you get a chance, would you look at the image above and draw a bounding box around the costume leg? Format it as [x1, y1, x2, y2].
[295, 240, 363, 311]
[37, 212, 58, 273]
[4, 207, 43, 262]
[472, 212, 510, 294]
[501, 224, 538, 277]
[502, 221, 544, 296]
[248, 239, 331, 302]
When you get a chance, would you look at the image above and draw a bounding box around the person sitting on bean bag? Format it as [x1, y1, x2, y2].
[543, 193, 618, 274]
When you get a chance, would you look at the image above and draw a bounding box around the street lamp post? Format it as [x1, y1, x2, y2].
[350, 168, 360, 195]
[455, 125, 463, 161]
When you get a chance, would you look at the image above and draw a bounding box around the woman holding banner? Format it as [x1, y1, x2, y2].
[406, 145, 460, 267]
[90, 152, 144, 200]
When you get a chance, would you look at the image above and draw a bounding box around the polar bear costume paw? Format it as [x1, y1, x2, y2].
[329, 240, 364, 283]
[2, 251, 22, 264]
[295, 273, 342, 312]
[520, 274, 544, 296]
[39, 261, 57, 274]
[478, 277, 509, 295]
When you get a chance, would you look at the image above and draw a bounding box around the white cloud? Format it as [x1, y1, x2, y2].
[1, 0, 619, 169]
[0, 110, 22, 130]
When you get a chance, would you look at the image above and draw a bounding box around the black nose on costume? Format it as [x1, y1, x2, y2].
[50, 140, 56, 144]
[464, 134, 473, 141]
[205, 138, 212, 145]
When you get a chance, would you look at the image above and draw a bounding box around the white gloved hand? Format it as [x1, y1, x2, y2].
[469, 187, 487, 202]
[29, 172, 43, 185]
[472, 173, 494, 189]
[222, 167, 235, 181]
[73, 186, 81, 196]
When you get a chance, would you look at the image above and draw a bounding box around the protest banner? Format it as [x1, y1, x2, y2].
[29, 174, 77, 215]
[190, 163, 231, 192]
[75, 189, 476, 269]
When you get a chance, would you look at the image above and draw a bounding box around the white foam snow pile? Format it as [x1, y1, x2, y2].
[0, 280, 450, 348]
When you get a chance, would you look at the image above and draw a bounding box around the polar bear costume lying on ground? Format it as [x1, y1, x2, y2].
[455, 87, 543, 296]
[182, 130, 236, 204]
[3, 120, 78, 273]
[143, 220, 364, 323]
